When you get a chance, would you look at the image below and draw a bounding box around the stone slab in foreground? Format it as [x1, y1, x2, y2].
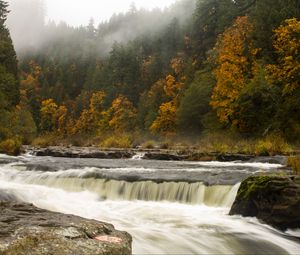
[230, 175, 300, 231]
[0, 201, 132, 255]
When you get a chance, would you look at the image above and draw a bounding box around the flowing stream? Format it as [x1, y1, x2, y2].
[0, 153, 299, 254]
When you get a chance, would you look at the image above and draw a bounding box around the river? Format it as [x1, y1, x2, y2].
[0, 153, 299, 254]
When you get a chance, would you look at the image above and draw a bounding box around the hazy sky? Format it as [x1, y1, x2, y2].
[45, 0, 177, 26]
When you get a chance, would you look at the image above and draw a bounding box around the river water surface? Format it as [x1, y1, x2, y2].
[0, 153, 299, 254]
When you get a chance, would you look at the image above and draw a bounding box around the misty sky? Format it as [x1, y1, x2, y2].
[46, 0, 177, 26]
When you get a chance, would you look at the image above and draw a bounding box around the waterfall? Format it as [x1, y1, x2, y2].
[1, 166, 240, 207]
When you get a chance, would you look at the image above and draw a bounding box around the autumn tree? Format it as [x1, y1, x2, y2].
[267, 18, 300, 94]
[211, 16, 259, 127]
[267, 18, 300, 139]
[75, 91, 106, 134]
[150, 101, 177, 135]
[40, 99, 68, 133]
[150, 58, 187, 135]
[108, 95, 137, 132]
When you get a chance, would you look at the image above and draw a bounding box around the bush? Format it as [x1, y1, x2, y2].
[31, 133, 58, 147]
[100, 134, 133, 148]
[287, 156, 300, 175]
[141, 140, 156, 149]
[0, 138, 21, 156]
[255, 135, 292, 156]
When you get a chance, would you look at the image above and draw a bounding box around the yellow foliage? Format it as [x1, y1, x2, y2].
[74, 91, 106, 134]
[108, 95, 137, 132]
[267, 18, 300, 94]
[0, 138, 21, 156]
[100, 134, 133, 148]
[150, 100, 177, 135]
[211, 16, 259, 125]
[164, 75, 184, 99]
[40, 99, 68, 134]
[90, 91, 106, 113]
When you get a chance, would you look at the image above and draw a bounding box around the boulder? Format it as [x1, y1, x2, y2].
[230, 175, 300, 230]
[0, 201, 132, 255]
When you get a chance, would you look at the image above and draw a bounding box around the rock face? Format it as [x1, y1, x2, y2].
[230, 176, 300, 230]
[0, 201, 132, 255]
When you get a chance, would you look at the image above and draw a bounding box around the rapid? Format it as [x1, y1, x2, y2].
[0, 153, 299, 254]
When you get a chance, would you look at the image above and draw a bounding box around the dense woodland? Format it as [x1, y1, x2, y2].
[0, 0, 300, 153]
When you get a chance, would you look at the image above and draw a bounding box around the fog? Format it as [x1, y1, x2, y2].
[6, 0, 196, 55]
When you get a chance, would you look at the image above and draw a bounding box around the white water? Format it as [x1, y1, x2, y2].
[0, 157, 299, 254]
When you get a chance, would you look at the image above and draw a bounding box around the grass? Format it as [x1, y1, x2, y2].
[100, 134, 133, 148]
[29, 130, 298, 157]
[287, 156, 300, 175]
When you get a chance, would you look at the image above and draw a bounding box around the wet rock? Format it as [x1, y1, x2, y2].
[0, 201, 132, 255]
[0, 191, 20, 202]
[142, 153, 186, 161]
[34, 147, 134, 159]
[216, 154, 254, 162]
[230, 175, 300, 230]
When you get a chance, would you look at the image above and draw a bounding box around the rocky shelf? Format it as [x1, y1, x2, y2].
[0, 197, 132, 255]
[24, 146, 287, 164]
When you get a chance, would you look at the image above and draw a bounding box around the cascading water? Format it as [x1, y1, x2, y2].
[0, 154, 299, 254]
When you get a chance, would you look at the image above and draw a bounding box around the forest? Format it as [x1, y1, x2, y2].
[0, 0, 300, 154]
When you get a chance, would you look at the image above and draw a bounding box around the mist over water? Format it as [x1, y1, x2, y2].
[0, 154, 299, 254]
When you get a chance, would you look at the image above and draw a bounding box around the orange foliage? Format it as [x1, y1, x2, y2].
[108, 95, 137, 132]
[267, 18, 300, 94]
[211, 16, 259, 124]
[150, 100, 177, 135]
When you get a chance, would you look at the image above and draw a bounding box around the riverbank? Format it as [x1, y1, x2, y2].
[24, 145, 290, 164]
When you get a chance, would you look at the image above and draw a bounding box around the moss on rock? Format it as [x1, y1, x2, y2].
[230, 175, 300, 230]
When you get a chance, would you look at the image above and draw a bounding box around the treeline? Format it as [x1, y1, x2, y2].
[1, 0, 300, 151]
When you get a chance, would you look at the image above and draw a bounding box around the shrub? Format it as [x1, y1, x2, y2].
[255, 135, 292, 156]
[287, 156, 300, 175]
[0, 138, 21, 156]
[31, 133, 58, 147]
[100, 134, 133, 148]
[141, 140, 156, 149]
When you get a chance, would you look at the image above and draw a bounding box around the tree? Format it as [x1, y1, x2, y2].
[0, 1, 19, 107]
[267, 18, 300, 94]
[211, 16, 258, 126]
[150, 101, 177, 135]
[108, 95, 137, 132]
[40, 99, 67, 133]
[177, 70, 214, 133]
[75, 91, 106, 134]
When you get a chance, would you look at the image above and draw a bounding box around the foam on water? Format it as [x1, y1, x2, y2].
[0, 158, 299, 254]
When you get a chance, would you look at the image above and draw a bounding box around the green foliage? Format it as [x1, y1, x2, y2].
[177, 70, 214, 133]
[233, 67, 279, 134]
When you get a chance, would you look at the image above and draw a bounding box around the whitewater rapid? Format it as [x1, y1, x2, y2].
[0, 154, 299, 254]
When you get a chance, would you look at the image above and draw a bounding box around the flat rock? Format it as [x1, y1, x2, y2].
[229, 175, 300, 230]
[0, 201, 132, 255]
[33, 147, 134, 159]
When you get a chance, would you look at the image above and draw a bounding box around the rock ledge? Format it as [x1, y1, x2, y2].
[0, 201, 132, 255]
